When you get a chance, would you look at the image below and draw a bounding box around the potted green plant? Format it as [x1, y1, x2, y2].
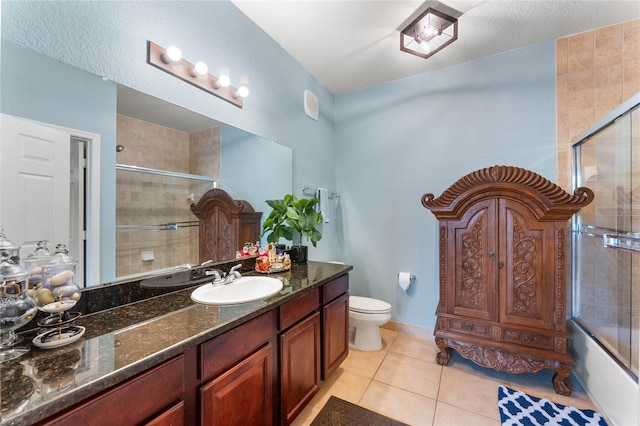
[261, 194, 323, 263]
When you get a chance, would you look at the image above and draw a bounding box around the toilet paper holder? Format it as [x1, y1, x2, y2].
[397, 273, 416, 281]
[397, 272, 415, 292]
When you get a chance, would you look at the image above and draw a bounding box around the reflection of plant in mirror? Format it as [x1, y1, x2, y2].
[261, 194, 323, 247]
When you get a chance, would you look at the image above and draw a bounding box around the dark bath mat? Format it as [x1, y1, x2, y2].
[311, 396, 409, 426]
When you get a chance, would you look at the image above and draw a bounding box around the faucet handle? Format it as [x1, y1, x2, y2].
[229, 263, 243, 278]
[206, 269, 223, 282]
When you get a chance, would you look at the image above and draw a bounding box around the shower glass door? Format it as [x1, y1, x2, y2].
[572, 99, 639, 378]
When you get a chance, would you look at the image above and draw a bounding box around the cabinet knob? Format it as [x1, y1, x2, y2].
[498, 261, 504, 269]
[488, 251, 495, 258]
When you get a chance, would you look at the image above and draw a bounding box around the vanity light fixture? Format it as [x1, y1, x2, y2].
[147, 41, 247, 108]
[161, 46, 182, 64]
[213, 75, 230, 89]
[234, 86, 249, 99]
[400, 7, 457, 59]
[191, 61, 209, 77]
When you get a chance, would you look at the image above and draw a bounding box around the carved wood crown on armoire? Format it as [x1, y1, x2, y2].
[190, 188, 262, 263]
[422, 165, 594, 396]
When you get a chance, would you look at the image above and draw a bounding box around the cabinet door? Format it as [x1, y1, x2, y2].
[280, 312, 321, 425]
[448, 199, 498, 321]
[323, 292, 349, 379]
[143, 401, 184, 426]
[499, 199, 556, 330]
[200, 344, 273, 426]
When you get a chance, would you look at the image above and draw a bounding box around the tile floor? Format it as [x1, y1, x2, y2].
[292, 327, 599, 425]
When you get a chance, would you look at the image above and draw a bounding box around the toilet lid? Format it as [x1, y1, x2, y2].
[349, 296, 391, 314]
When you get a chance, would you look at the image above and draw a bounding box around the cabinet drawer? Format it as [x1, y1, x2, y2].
[201, 311, 275, 380]
[446, 318, 493, 339]
[40, 355, 184, 426]
[322, 274, 349, 303]
[502, 328, 553, 351]
[279, 288, 320, 330]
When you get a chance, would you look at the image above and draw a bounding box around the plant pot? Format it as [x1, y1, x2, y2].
[287, 246, 308, 263]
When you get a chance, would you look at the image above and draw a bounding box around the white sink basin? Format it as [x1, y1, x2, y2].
[190, 276, 284, 305]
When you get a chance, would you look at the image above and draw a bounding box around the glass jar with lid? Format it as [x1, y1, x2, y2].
[21, 241, 51, 292]
[0, 249, 37, 361]
[34, 244, 80, 315]
[0, 227, 21, 265]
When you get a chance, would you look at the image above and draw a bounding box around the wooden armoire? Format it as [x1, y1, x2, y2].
[422, 165, 594, 395]
[190, 188, 262, 263]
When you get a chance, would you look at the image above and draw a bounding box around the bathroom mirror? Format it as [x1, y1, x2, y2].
[114, 86, 293, 280]
[0, 41, 293, 287]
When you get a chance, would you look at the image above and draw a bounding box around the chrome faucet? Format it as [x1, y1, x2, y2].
[209, 264, 242, 286]
[223, 264, 243, 284]
[205, 269, 223, 283]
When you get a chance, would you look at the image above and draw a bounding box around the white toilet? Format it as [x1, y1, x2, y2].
[349, 296, 392, 351]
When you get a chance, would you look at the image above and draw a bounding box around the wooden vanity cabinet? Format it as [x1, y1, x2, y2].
[36, 355, 185, 426]
[279, 288, 321, 425]
[321, 274, 349, 379]
[33, 272, 350, 426]
[199, 311, 276, 426]
[422, 166, 594, 396]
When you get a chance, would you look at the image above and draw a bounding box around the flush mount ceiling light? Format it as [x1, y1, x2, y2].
[147, 41, 248, 108]
[400, 7, 457, 59]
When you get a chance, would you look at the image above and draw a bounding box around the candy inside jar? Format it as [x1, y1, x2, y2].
[34, 244, 80, 314]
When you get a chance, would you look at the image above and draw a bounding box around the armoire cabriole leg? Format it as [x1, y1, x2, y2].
[552, 363, 572, 396]
[435, 337, 451, 365]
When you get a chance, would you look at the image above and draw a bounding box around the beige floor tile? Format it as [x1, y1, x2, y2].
[433, 402, 500, 426]
[360, 380, 437, 426]
[380, 327, 399, 349]
[341, 347, 388, 378]
[389, 333, 439, 363]
[374, 352, 442, 399]
[438, 366, 507, 420]
[291, 402, 321, 426]
[308, 368, 371, 409]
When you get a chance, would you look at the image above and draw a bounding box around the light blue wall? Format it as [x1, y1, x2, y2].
[221, 123, 293, 246]
[334, 42, 557, 330]
[1, 0, 337, 282]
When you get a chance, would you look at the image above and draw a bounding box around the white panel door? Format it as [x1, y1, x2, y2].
[0, 114, 71, 258]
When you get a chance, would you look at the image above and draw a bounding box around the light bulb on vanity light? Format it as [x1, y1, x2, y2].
[191, 61, 208, 77]
[213, 75, 230, 89]
[161, 45, 182, 64]
[234, 86, 249, 99]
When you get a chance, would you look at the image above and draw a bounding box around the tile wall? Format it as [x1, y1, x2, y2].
[115, 115, 220, 277]
[556, 18, 640, 190]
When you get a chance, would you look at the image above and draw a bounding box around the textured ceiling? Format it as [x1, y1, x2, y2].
[232, 0, 640, 94]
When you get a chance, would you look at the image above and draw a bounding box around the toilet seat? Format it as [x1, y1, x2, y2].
[349, 296, 391, 314]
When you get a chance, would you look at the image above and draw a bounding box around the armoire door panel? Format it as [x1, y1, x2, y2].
[450, 200, 498, 321]
[499, 200, 554, 330]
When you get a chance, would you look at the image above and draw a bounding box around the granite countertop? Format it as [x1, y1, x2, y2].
[0, 261, 352, 426]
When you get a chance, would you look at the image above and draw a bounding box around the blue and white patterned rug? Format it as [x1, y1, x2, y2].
[498, 385, 607, 426]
